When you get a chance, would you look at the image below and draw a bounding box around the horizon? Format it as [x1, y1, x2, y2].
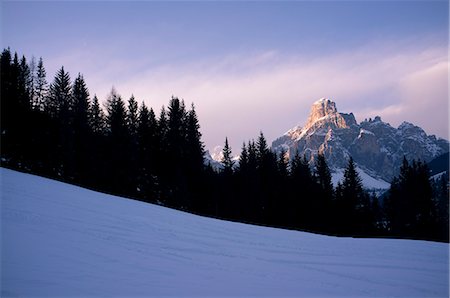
[2, 1, 448, 152]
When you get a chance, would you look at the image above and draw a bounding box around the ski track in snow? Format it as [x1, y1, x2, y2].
[1, 168, 448, 297]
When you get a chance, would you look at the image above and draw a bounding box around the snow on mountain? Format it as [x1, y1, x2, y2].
[272, 98, 449, 188]
[2, 168, 449, 297]
[211, 145, 225, 162]
[205, 146, 240, 171]
[331, 167, 391, 190]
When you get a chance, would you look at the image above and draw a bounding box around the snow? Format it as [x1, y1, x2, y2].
[2, 168, 448, 297]
[314, 97, 332, 105]
[332, 167, 391, 190]
[431, 171, 448, 181]
[358, 128, 375, 139]
[209, 145, 240, 163]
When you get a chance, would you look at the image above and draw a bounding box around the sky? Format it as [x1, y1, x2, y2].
[2, 1, 449, 153]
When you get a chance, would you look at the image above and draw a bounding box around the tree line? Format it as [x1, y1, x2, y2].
[1, 48, 448, 242]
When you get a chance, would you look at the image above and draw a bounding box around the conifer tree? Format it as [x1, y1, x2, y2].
[387, 158, 435, 238]
[313, 153, 333, 231]
[256, 132, 269, 168]
[185, 104, 205, 173]
[277, 148, 289, 178]
[35, 57, 48, 111]
[88, 95, 105, 135]
[238, 142, 249, 173]
[315, 153, 333, 196]
[127, 95, 139, 137]
[221, 137, 234, 175]
[339, 157, 371, 234]
[18, 55, 31, 110]
[136, 103, 158, 201]
[105, 88, 127, 139]
[72, 74, 90, 130]
[86, 94, 106, 187]
[46, 66, 72, 119]
[71, 74, 91, 182]
[28, 56, 37, 109]
[104, 88, 130, 194]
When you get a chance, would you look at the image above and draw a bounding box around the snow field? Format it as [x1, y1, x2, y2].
[1, 168, 448, 297]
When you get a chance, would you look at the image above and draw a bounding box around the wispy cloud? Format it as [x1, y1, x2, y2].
[47, 39, 448, 151]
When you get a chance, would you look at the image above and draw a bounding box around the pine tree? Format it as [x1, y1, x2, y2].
[85, 94, 106, 188]
[0, 49, 22, 166]
[255, 132, 278, 224]
[88, 95, 105, 135]
[435, 173, 449, 241]
[221, 137, 234, 175]
[166, 96, 188, 207]
[72, 74, 90, 130]
[28, 56, 37, 109]
[185, 104, 205, 172]
[136, 103, 159, 201]
[277, 148, 289, 178]
[127, 95, 139, 137]
[71, 74, 91, 182]
[238, 142, 249, 173]
[387, 158, 435, 239]
[46, 66, 72, 119]
[104, 88, 130, 194]
[290, 152, 315, 228]
[18, 55, 31, 110]
[35, 57, 48, 111]
[314, 153, 333, 196]
[256, 132, 269, 168]
[313, 153, 333, 231]
[339, 157, 371, 234]
[274, 148, 289, 225]
[105, 88, 127, 139]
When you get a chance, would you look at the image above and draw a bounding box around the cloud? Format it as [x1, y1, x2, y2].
[47, 39, 448, 152]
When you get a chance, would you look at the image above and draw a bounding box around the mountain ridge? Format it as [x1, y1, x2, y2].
[272, 98, 449, 187]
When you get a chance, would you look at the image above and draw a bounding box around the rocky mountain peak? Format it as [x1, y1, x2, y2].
[303, 98, 356, 133]
[272, 99, 449, 188]
[306, 98, 338, 127]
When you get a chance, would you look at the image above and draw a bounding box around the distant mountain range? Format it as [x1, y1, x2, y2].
[271, 98, 449, 190]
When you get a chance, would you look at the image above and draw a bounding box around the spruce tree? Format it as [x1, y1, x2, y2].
[28, 56, 37, 109]
[340, 157, 371, 234]
[313, 153, 333, 231]
[72, 74, 90, 130]
[105, 88, 127, 140]
[185, 104, 205, 173]
[18, 55, 31, 110]
[221, 137, 234, 175]
[127, 95, 139, 137]
[166, 96, 188, 207]
[238, 143, 249, 173]
[71, 74, 91, 182]
[35, 57, 48, 111]
[46, 66, 72, 119]
[277, 149, 289, 178]
[104, 88, 130, 194]
[136, 103, 158, 201]
[387, 158, 435, 239]
[88, 95, 105, 135]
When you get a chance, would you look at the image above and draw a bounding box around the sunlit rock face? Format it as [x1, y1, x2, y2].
[272, 99, 449, 182]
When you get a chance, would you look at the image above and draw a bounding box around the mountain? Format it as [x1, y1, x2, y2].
[204, 145, 240, 171]
[272, 98, 449, 189]
[427, 152, 449, 179]
[2, 168, 448, 296]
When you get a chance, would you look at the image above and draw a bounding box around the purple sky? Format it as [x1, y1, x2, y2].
[2, 1, 448, 153]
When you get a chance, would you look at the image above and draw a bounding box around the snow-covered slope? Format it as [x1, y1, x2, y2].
[331, 167, 390, 189]
[1, 168, 448, 297]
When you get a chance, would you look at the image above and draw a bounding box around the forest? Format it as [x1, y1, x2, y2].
[1, 48, 448, 242]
